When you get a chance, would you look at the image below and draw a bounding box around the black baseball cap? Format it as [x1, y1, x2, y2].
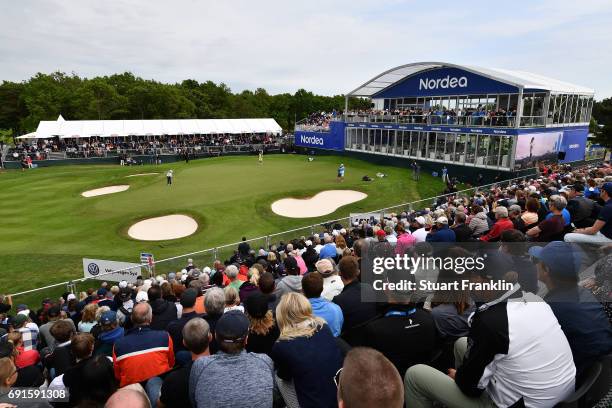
[215, 310, 249, 343]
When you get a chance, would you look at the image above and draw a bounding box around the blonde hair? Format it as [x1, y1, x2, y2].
[248, 310, 275, 336]
[267, 252, 277, 262]
[248, 268, 260, 286]
[224, 286, 240, 307]
[81, 303, 99, 323]
[7, 332, 22, 347]
[0, 357, 16, 389]
[276, 292, 325, 340]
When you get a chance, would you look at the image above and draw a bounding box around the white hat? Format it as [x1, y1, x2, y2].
[135, 291, 149, 303]
[340, 228, 346, 235]
[203, 266, 212, 275]
[187, 258, 193, 264]
[415, 216, 426, 225]
[181, 274, 188, 282]
[181, 269, 188, 274]
[332, 230, 339, 237]
[305, 240, 313, 247]
[119, 280, 128, 289]
[258, 249, 267, 256]
[67, 293, 76, 301]
[436, 216, 449, 224]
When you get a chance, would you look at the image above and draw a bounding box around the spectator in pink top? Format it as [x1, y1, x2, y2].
[395, 224, 416, 255]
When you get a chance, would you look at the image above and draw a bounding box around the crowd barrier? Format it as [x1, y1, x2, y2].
[6, 172, 539, 304]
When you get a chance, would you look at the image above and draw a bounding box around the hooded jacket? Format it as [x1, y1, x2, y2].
[469, 212, 489, 236]
[274, 275, 302, 299]
[149, 299, 178, 331]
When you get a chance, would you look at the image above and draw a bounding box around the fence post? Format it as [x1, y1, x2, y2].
[265, 235, 270, 249]
[213, 247, 218, 261]
[310, 225, 315, 236]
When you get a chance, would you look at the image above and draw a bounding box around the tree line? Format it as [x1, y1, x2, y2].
[0, 72, 370, 135]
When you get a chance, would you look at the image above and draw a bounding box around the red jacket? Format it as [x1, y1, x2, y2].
[480, 218, 514, 242]
[112, 326, 174, 387]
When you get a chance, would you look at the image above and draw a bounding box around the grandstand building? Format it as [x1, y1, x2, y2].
[295, 62, 598, 174]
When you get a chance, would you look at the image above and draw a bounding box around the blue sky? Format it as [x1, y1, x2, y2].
[1, 0, 611, 98]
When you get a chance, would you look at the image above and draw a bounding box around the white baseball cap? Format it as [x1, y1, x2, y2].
[436, 216, 449, 224]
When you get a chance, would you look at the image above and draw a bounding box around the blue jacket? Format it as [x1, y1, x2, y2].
[426, 225, 456, 242]
[309, 297, 344, 337]
[546, 208, 571, 226]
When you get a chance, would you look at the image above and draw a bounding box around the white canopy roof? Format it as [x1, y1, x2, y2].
[348, 62, 595, 97]
[15, 132, 38, 140]
[35, 118, 283, 139]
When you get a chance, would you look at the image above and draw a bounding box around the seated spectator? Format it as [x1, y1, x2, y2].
[148, 285, 178, 331]
[272, 293, 343, 408]
[337, 347, 404, 408]
[244, 292, 280, 356]
[302, 272, 344, 337]
[450, 212, 472, 242]
[411, 217, 430, 243]
[167, 289, 202, 363]
[351, 286, 436, 377]
[315, 259, 344, 301]
[238, 267, 261, 303]
[112, 302, 175, 387]
[0, 342, 44, 388]
[43, 319, 76, 377]
[527, 195, 567, 242]
[78, 302, 99, 333]
[189, 311, 274, 408]
[188, 279, 206, 314]
[530, 241, 612, 374]
[274, 257, 303, 299]
[158, 318, 211, 408]
[225, 265, 244, 290]
[94, 310, 124, 357]
[508, 204, 525, 231]
[404, 262, 576, 407]
[333, 256, 378, 341]
[479, 206, 513, 242]
[566, 183, 597, 228]
[521, 197, 540, 229]
[426, 217, 456, 242]
[223, 286, 244, 313]
[468, 207, 489, 237]
[565, 182, 612, 243]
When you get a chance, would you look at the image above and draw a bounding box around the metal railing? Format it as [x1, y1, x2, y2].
[7, 172, 538, 302]
[342, 113, 529, 128]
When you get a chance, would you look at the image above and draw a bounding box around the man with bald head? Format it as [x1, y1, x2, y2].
[105, 388, 151, 408]
[112, 302, 175, 388]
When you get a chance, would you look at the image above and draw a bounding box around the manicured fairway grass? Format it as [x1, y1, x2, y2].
[0, 153, 444, 303]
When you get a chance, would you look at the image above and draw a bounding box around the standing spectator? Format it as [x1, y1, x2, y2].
[11, 314, 38, 352]
[565, 182, 612, 243]
[158, 318, 211, 408]
[112, 303, 175, 387]
[333, 256, 378, 341]
[238, 237, 251, 257]
[78, 302, 99, 333]
[37, 305, 75, 350]
[302, 272, 344, 337]
[244, 292, 280, 356]
[479, 206, 513, 242]
[94, 310, 124, 357]
[167, 289, 202, 363]
[315, 259, 344, 301]
[337, 347, 404, 408]
[189, 311, 274, 408]
[148, 285, 178, 331]
[272, 293, 343, 408]
[274, 257, 303, 299]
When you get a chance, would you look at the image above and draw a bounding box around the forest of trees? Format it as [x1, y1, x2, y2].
[0, 72, 370, 136]
[0, 71, 610, 150]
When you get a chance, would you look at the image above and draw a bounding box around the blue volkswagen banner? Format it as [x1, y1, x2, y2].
[374, 67, 519, 98]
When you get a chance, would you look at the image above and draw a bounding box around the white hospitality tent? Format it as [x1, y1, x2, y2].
[15, 132, 38, 140]
[34, 118, 283, 139]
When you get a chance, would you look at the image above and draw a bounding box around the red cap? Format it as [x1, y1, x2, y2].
[376, 229, 386, 238]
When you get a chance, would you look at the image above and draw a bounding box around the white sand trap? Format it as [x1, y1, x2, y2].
[271, 190, 367, 218]
[128, 214, 198, 241]
[82, 185, 130, 197]
[125, 173, 159, 178]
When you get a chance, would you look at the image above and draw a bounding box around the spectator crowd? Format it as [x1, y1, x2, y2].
[0, 161, 611, 407]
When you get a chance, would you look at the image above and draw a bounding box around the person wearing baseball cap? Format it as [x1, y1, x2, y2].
[529, 241, 612, 374]
[565, 183, 596, 228]
[565, 181, 612, 243]
[425, 216, 456, 243]
[96, 310, 124, 357]
[375, 228, 387, 242]
[189, 310, 274, 407]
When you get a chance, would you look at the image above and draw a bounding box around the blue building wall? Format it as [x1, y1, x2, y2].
[294, 120, 345, 151]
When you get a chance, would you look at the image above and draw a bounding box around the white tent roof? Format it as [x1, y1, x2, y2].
[15, 132, 38, 140]
[348, 61, 595, 97]
[34, 118, 283, 139]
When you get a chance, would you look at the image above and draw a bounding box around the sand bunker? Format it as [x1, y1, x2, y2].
[127, 214, 198, 241]
[82, 185, 130, 197]
[125, 173, 159, 178]
[271, 190, 367, 218]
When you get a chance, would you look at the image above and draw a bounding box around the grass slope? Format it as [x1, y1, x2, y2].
[0, 154, 444, 302]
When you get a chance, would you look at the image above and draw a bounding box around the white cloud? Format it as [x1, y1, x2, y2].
[0, 0, 611, 97]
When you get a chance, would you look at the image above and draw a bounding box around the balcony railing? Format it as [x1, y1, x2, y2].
[341, 113, 547, 128]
